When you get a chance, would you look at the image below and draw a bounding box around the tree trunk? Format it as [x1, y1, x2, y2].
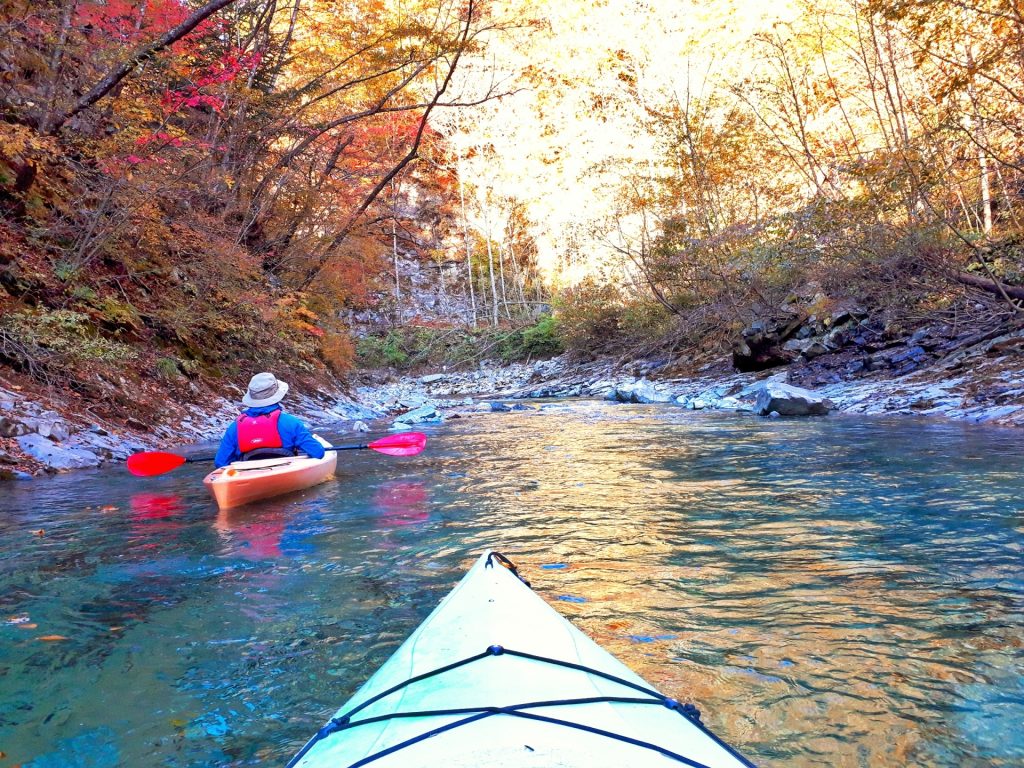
[391, 214, 399, 321]
[457, 158, 477, 327]
[38, 0, 78, 133]
[483, 202, 499, 326]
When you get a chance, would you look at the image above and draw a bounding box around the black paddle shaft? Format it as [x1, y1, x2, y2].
[185, 444, 368, 463]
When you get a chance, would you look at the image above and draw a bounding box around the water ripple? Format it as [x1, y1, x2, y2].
[0, 405, 1022, 766]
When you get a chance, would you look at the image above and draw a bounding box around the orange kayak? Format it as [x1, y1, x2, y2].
[203, 436, 337, 509]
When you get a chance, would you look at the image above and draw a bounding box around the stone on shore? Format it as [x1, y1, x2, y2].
[391, 403, 442, 428]
[0, 416, 34, 437]
[754, 381, 833, 417]
[605, 379, 674, 404]
[16, 434, 102, 470]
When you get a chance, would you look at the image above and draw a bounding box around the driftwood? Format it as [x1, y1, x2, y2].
[955, 271, 1024, 301]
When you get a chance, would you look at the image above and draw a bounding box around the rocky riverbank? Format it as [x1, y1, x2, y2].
[0, 375, 380, 480]
[2, 315, 1022, 478]
[355, 318, 1024, 429]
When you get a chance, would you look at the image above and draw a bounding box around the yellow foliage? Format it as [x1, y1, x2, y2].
[320, 331, 355, 375]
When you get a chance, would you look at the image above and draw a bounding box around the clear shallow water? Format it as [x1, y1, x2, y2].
[1, 402, 1023, 767]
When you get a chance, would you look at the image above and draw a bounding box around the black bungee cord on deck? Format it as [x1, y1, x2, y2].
[285, 553, 757, 768]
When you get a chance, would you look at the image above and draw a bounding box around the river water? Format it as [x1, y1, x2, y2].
[1, 402, 1022, 767]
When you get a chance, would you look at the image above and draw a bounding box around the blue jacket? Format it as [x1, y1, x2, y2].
[214, 405, 326, 467]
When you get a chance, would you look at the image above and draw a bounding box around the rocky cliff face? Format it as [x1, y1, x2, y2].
[348, 250, 472, 331]
[348, 186, 476, 332]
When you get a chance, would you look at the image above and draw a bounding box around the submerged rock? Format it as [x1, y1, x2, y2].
[0, 468, 33, 481]
[754, 381, 833, 417]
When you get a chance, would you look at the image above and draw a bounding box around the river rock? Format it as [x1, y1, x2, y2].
[606, 379, 673, 404]
[0, 468, 33, 481]
[37, 419, 71, 442]
[732, 314, 808, 372]
[754, 381, 833, 416]
[419, 373, 447, 384]
[489, 402, 512, 412]
[533, 359, 563, 377]
[352, 420, 370, 433]
[398, 394, 427, 409]
[0, 416, 32, 438]
[971, 405, 1022, 423]
[784, 338, 830, 360]
[16, 434, 102, 470]
[395, 404, 442, 425]
[717, 396, 744, 410]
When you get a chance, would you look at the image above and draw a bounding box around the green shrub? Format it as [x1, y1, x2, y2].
[71, 285, 98, 302]
[355, 318, 563, 371]
[356, 331, 410, 368]
[0, 309, 138, 368]
[519, 314, 563, 357]
[53, 261, 79, 282]
[156, 357, 181, 379]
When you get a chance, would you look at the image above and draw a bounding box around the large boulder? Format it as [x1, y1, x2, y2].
[782, 337, 830, 360]
[16, 434, 102, 470]
[392, 403, 442, 426]
[605, 379, 674, 404]
[732, 316, 805, 372]
[754, 381, 833, 417]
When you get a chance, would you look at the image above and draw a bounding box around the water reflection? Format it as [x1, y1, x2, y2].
[373, 480, 429, 527]
[0, 405, 1022, 767]
[214, 504, 292, 560]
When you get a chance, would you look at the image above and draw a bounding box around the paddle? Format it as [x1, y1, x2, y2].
[126, 432, 428, 477]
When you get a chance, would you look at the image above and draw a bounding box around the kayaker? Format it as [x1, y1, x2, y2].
[214, 372, 326, 467]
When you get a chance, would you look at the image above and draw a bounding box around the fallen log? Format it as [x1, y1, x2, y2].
[955, 271, 1024, 301]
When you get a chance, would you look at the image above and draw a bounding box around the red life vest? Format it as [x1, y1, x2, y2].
[237, 409, 284, 455]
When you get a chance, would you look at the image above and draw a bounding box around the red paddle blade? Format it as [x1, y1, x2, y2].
[126, 451, 188, 477]
[368, 432, 427, 457]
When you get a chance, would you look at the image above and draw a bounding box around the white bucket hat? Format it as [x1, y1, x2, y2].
[242, 372, 290, 407]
